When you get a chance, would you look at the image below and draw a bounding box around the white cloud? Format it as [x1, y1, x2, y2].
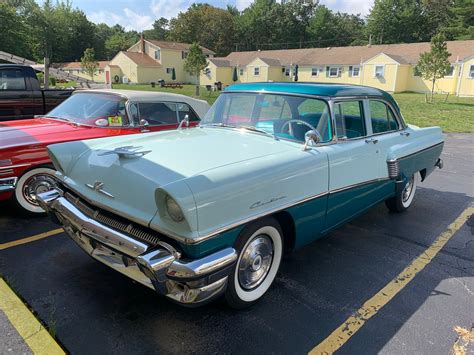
[236, 0, 253, 11]
[320, 0, 373, 16]
[123, 8, 153, 30]
[89, 8, 153, 31]
[150, 0, 190, 19]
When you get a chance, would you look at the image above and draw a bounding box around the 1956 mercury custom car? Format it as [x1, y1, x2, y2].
[38, 83, 444, 308]
[0, 89, 208, 213]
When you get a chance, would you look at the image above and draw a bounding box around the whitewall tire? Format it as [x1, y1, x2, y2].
[225, 217, 283, 309]
[385, 172, 419, 213]
[14, 167, 57, 214]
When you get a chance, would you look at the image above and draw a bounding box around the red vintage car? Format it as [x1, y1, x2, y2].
[0, 89, 209, 213]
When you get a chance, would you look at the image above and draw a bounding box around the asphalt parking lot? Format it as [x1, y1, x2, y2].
[0, 133, 473, 354]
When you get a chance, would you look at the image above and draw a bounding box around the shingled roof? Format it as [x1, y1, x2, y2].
[120, 51, 161, 67]
[53, 61, 110, 70]
[146, 40, 215, 55]
[215, 40, 474, 67]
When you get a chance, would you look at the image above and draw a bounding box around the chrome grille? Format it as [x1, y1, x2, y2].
[387, 160, 400, 179]
[64, 192, 161, 246]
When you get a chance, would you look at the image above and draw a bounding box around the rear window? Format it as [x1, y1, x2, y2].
[0, 69, 26, 90]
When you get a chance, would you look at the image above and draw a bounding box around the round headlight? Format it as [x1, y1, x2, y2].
[165, 195, 185, 222]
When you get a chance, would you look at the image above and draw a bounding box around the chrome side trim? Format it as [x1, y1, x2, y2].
[0, 163, 31, 170]
[329, 178, 391, 195]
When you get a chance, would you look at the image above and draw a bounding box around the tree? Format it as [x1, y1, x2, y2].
[366, 0, 428, 44]
[443, 0, 474, 39]
[143, 18, 169, 40]
[232, 67, 238, 82]
[184, 43, 207, 96]
[0, 2, 31, 58]
[81, 48, 98, 81]
[168, 4, 237, 56]
[171, 67, 176, 81]
[414, 34, 452, 102]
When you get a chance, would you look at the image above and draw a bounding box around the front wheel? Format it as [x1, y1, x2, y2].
[385, 172, 419, 213]
[14, 167, 57, 214]
[225, 217, 283, 309]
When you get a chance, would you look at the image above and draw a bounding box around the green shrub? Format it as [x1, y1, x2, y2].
[49, 76, 57, 86]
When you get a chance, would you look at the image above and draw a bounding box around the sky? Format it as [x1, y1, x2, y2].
[37, 0, 374, 32]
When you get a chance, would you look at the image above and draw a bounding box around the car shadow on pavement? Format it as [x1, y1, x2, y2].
[0, 187, 472, 353]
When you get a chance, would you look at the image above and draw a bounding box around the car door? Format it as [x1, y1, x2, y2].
[324, 99, 389, 232]
[366, 99, 406, 179]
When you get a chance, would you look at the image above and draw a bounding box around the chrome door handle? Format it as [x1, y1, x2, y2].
[400, 131, 410, 137]
[365, 138, 378, 144]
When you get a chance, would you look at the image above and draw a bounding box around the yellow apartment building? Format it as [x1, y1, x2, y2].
[201, 40, 474, 97]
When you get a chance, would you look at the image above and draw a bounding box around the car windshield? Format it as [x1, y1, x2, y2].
[45, 93, 129, 127]
[202, 92, 332, 143]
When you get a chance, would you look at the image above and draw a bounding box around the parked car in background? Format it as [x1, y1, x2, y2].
[0, 89, 209, 213]
[39, 82, 443, 308]
[0, 64, 74, 121]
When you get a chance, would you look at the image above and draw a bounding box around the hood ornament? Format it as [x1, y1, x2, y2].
[85, 181, 114, 198]
[99, 145, 151, 158]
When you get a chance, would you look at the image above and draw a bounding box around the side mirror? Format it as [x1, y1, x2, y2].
[178, 114, 190, 129]
[139, 119, 150, 132]
[303, 130, 321, 151]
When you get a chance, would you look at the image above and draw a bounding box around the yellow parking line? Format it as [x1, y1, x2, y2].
[0, 228, 63, 251]
[0, 278, 65, 354]
[309, 205, 474, 355]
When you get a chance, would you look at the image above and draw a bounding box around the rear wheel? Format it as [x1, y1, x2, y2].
[14, 167, 57, 214]
[385, 172, 419, 213]
[225, 217, 283, 309]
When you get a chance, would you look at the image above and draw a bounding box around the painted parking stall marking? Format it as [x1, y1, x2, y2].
[309, 205, 474, 355]
[0, 228, 63, 251]
[0, 278, 64, 354]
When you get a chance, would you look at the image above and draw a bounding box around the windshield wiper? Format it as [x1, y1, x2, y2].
[42, 116, 80, 126]
[239, 125, 278, 140]
[200, 122, 236, 128]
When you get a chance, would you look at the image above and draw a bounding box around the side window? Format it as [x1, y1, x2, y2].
[0, 69, 26, 90]
[369, 100, 399, 134]
[177, 103, 199, 122]
[334, 101, 366, 139]
[138, 102, 178, 125]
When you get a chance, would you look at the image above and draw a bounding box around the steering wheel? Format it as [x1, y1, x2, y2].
[280, 119, 319, 140]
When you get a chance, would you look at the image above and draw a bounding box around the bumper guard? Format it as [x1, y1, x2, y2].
[37, 189, 237, 306]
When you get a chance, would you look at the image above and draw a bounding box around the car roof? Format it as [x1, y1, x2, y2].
[74, 89, 207, 104]
[225, 82, 394, 101]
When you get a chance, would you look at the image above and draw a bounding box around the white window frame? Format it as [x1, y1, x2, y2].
[284, 67, 290, 76]
[445, 65, 455, 78]
[166, 68, 173, 74]
[468, 65, 474, 78]
[351, 66, 360, 77]
[155, 49, 161, 61]
[239, 68, 244, 76]
[181, 51, 188, 60]
[254, 67, 260, 76]
[311, 67, 319, 77]
[374, 65, 385, 78]
[329, 67, 339, 77]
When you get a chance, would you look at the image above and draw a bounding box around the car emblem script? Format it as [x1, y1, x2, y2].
[85, 181, 114, 198]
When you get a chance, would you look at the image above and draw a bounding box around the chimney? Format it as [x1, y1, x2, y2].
[140, 33, 145, 53]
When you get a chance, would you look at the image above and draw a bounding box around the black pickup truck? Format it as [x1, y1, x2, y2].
[0, 64, 74, 121]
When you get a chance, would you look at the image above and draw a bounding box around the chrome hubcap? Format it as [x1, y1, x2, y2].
[23, 174, 56, 206]
[238, 235, 274, 290]
[402, 176, 414, 203]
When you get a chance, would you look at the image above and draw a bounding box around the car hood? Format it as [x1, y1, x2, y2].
[0, 118, 124, 149]
[48, 127, 297, 229]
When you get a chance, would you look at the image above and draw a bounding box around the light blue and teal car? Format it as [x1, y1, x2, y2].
[38, 82, 444, 308]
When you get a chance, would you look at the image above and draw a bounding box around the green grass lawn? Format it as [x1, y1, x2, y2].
[112, 84, 473, 133]
[393, 93, 473, 133]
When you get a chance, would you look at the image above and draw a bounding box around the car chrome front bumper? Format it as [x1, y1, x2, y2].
[0, 177, 18, 193]
[37, 189, 237, 306]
